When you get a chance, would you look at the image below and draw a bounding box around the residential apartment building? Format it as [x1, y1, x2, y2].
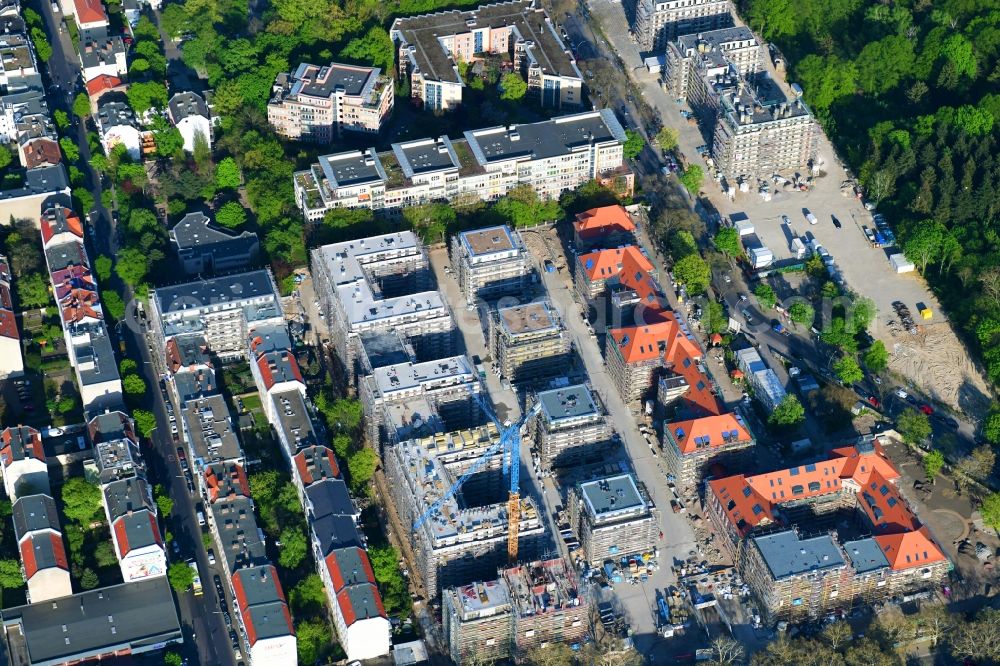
[529, 384, 614, 469]
[311, 232, 454, 382]
[1, 578, 182, 666]
[488, 301, 570, 384]
[12, 493, 72, 603]
[501, 558, 588, 656]
[0, 164, 70, 226]
[0, 256, 22, 379]
[605, 314, 696, 404]
[231, 564, 297, 666]
[391, 0, 582, 112]
[574, 245, 654, 305]
[178, 393, 245, 472]
[167, 91, 213, 153]
[149, 269, 283, 359]
[1, 426, 48, 499]
[294, 110, 631, 221]
[78, 27, 126, 82]
[322, 546, 392, 661]
[661, 411, 754, 488]
[102, 474, 166, 581]
[706, 437, 950, 622]
[268, 62, 394, 142]
[568, 474, 658, 566]
[631, 0, 733, 51]
[452, 225, 530, 307]
[735, 346, 786, 412]
[0, 33, 36, 94]
[97, 99, 141, 159]
[248, 323, 306, 414]
[662, 26, 760, 100]
[169, 211, 260, 275]
[443, 579, 513, 664]
[572, 204, 637, 250]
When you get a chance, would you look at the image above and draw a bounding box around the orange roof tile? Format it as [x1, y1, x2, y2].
[577, 245, 652, 282]
[875, 528, 946, 571]
[86, 74, 122, 97]
[830, 439, 900, 486]
[573, 205, 636, 241]
[667, 413, 752, 455]
[609, 320, 674, 363]
[22, 138, 61, 169]
[857, 469, 920, 534]
[74, 0, 108, 25]
[0, 310, 18, 340]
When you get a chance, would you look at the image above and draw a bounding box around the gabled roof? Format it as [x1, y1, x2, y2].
[829, 438, 900, 486]
[112, 510, 162, 555]
[22, 138, 61, 169]
[85, 74, 123, 97]
[874, 528, 946, 571]
[20, 532, 68, 578]
[256, 350, 303, 391]
[294, 445, 340, 487]
[0, 309, 16, 340]
[577, 245, 652, 282]
[50, 265, 94, 300]
[1, 426, 44, 467]
[231, 565, 294, 645]
[40, 205, 84, 246]
[573, 205, 636, 240]
[337, 583, 387, 626]
[74, 0, 108, 25]
[667, 413, 752, 455]
[13, 494, 60, 541]
[59, 287, 102, 324]
[325, 546, 376, 593]
[0, 283, 11, 310]
[857, 469, 919, 534]
[165, 334, 212, 372]
[609, 320, 674, 364]
[204, 462, 250, 504]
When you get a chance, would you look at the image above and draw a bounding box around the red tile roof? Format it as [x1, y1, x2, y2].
[112, 512, 162, 555]
[59, 288, 102, 324]
[22, 138, 61, 169]
[336, 584, 386, 626]
[0, 310, 18, 341]
[256, 352, 303, 391]
[573, 205, 636, 241]
[609, 321, 674, 364]
[667, 413, 752, 455]
[204, 463, 249, 504]
[40, 207, 84, 246]
[324, 547, 377, 593]
[85, 74, 122, 97]
[73, 0, 108, 25]
[0, 284, 11, 310]
[232, 565, 293, 646]
[709, 440, 944, 571]
[21, 534, 69, 578]
[20, 537, 37, 578]
[577, 245, 652, 282]
[2, 426, 44, 466]
[293, 446, 340, 486]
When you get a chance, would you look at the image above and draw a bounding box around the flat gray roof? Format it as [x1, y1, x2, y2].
[180, 394, 243, 466]
[211, 494, 267, 574]
[271, 389, 318, 454]
[289, 61, 379, 99]
[154, 269, 278, 315]
[579, 474, 644, 520]
[1, 576, 181, 666]
[170, 211, 258, 253]
[538, 384, 599, 422]
[465, 109, 625, 164]
[392, 137, 459, 178]
[318, 148, 385, 188]
[677, 26, 756, 51]
[360, 331, 410, 370]
[753, 530, 846, 580]
[843, 537, 889, 574]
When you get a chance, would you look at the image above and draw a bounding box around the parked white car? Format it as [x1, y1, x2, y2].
[805, 209, 818, 225]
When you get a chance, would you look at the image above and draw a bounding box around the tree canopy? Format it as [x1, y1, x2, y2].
[61, 477, 103, 526]
[673, 253, 711, 294]
[769, 394, 805, 427]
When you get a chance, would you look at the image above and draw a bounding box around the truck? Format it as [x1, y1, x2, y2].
[743, 233, 773, 269]
[189, 560, 203, 596]
[790, 237, 806, 259]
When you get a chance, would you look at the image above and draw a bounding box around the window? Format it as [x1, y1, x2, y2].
[742, 486, 752, 497]
[789, 467, 799, 476]
[804, 463, 816, 472]
[808, 481, 821, 492]
[791, 485, 804, 495]
[751, 503, 763, 515]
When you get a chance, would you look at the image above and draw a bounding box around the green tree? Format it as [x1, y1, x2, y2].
[897, 408, 932, 445]
[678, 165, 703, 195]
[821, 318, 859, 354]
[855, 36, 915, 96]
[746, 0, 795, 39]
[120, 358, 137, 376]
[278, 527, 307, 569]
[30, 27, 51, 62]
[903, 221, 945, 273]
[833, 355, 864, 385]
[290, 574, 327, 615]
[655, 126, 679, 151]
[789, 302, 815, 327]
[72, 93, 91, 119]
[494, 185, 562, 227]
[347, 448, 378, 494]
[80, 567, 99, 590]
[863, 340, 889, 373]
[155, 484, 174, 518]
[126, 81, 169, 115]
[164, 652, 183, 666]
[16, 272, 52, 309]
[923, 450, 945, 481]
[59, 137, 80, 163]
[132, 409, 157, 438]
[851, 297, 877, 332]
[249, 470, 281, 505]
[499, 72, 527, 100]
[167, 561, 194, 593]
[0, 559, 24, 592]
[102, 291, 126, 321]
[94, 255, 113, 282]
[981, 493, 1000, 530]
[672, 253, 711, 294]
[315, 394, 362, 433]
[402, 202, 456, 243]
[215, 201, 247, 229]
[94, 541, 118, 568]
[953, 105, 994, 136]
[114, 247, 149, 286]
[983, 405, 1000, 444]
[296, 618, 331, 665]
[769, 394, 805, 427]
[713, 227, 741, 259]
[0, 144, 11, 171]
[622, 129, 645, 160]
[61, 477, 103, 525]
[123, 374, 147, 396]
[754, 284, 777, 309]
[215, 157, 242, 190]
[338, 26, 394, 72]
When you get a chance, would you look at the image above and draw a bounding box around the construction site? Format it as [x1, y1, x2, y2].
[569, 473, 660, 566]
[450, 225, 531, 307]
[443, 558, 589, 663]
[528, 383, 615, 470]
[487, 301, 572, 385]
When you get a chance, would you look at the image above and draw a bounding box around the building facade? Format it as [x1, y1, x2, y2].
[568, 474, 658, 566]
[268, 62, 394, 142]
[661, 412, 754, 489]
[529, 384, 614, 469]
[391, 0, 582, 112]
[631, 0, 732, 51]
[294, 110, 630, 221]
[487, 301, 570, 385]
[451, 225, 530, 307]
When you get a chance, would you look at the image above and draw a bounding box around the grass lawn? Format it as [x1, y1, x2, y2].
[239, 392, 262, 413]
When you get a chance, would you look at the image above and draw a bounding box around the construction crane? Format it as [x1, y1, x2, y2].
[411, 391, 541, 563]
